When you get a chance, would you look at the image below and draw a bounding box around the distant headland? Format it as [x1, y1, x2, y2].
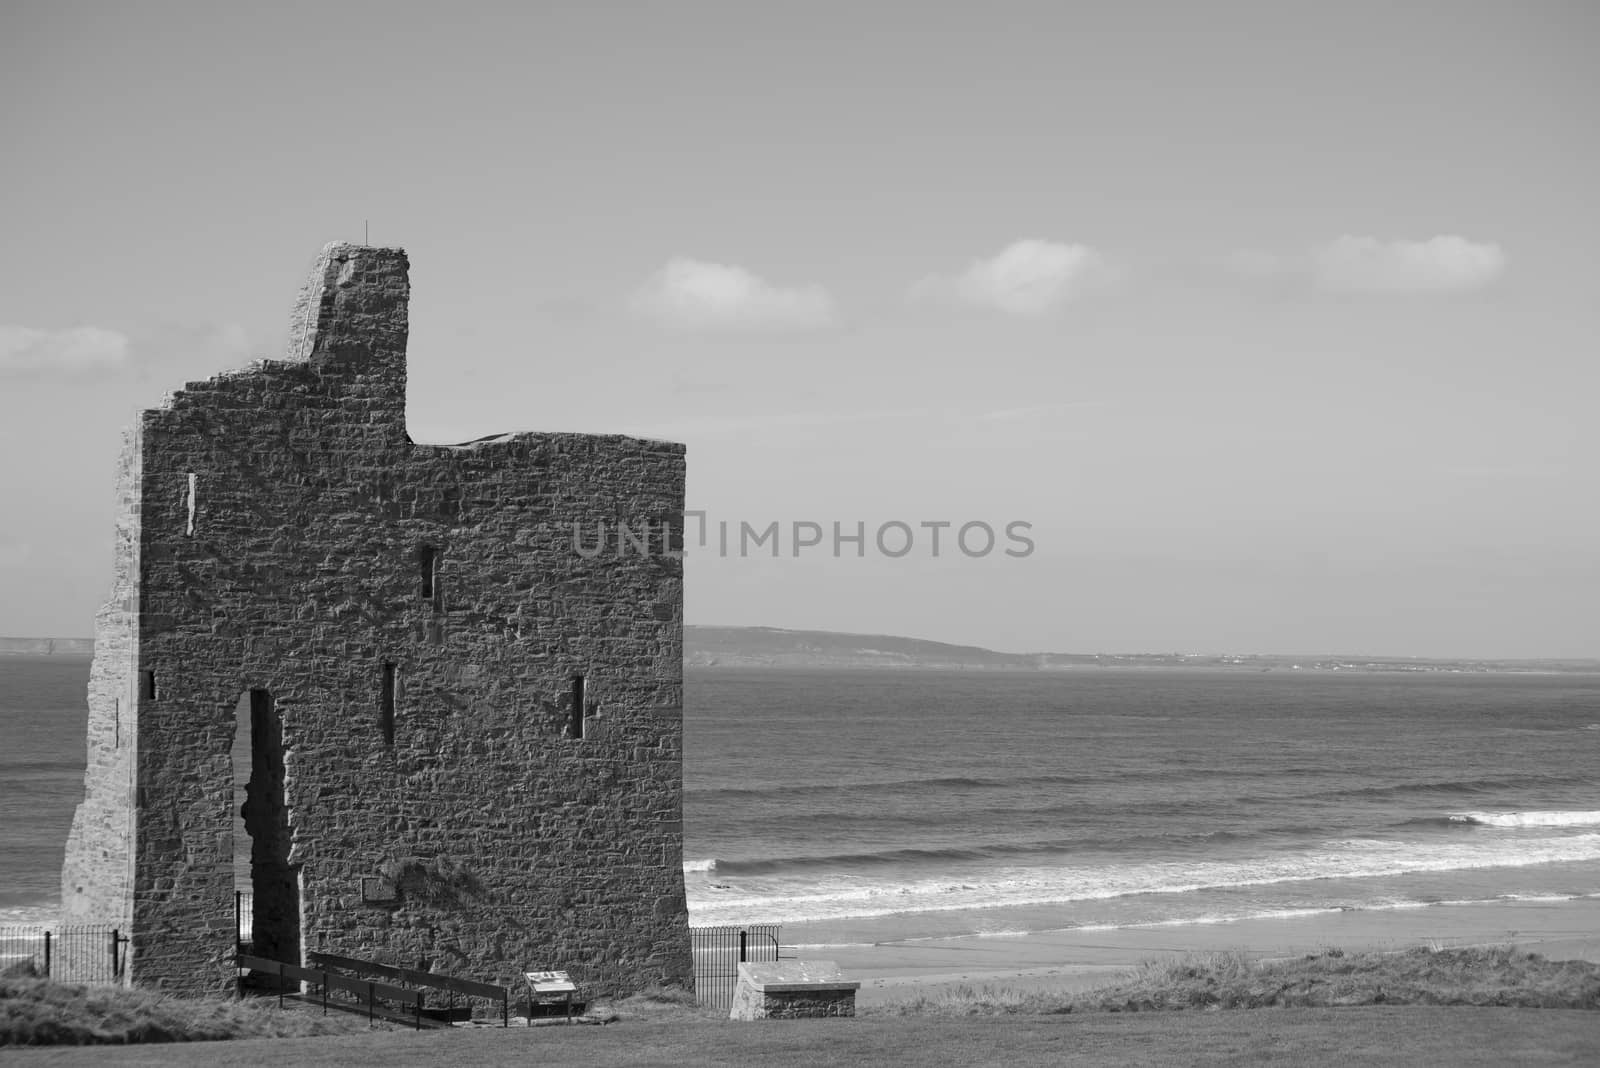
[683, 626, 1600, 675]
[0, 637, 94, 656]
[6, 629, 1595, 675]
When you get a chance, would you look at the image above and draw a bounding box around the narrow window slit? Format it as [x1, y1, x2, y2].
[185, 472, 197, 536]
[419, 546, 439, 605]
[139, 670, 157, 701]
[569, 675, 585, 740]
[380, 662, 396, 746]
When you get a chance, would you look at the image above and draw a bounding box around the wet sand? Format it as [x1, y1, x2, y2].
[821, 896, 1600, 1006]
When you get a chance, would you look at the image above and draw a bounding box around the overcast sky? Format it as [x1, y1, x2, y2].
[1, 1, 1594, 658]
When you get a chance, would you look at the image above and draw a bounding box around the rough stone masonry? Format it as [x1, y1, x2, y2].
[59, 242, 692, 997]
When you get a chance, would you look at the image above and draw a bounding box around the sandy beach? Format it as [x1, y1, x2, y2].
[819, 897, 1600, 1007]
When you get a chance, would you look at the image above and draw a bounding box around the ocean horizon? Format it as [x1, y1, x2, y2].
[4, 656, 1599, 952]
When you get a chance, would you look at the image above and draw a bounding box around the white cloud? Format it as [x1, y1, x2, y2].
[0, 325, 130, 375]
[1311, 235, 1506, 294]
[912, 240, 1118, 316]
[631, 258, 835, 331]
[144, 322, 253, 370]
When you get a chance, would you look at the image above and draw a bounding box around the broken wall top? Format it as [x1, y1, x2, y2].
[150, 243, 412, 433]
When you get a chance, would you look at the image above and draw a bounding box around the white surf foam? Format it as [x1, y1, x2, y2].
[1073, 906, 1343, 933]
[1449, 810, 1600, 828]
[788, 942, 881, 951]
[686, 832, 1600, 927]
[0, 904, 57, 928]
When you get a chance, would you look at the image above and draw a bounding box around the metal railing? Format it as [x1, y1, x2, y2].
[690, 924, 783, 1010]
[307, 951, 512, 1026]
[0, 924, 129, 984]
[237, 953, 429, 1029]
[3, 915, 782, 1010]
[241, 899, 773, 1013]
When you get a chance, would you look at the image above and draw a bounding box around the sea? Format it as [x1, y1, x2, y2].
[5, 656, 1600, 951]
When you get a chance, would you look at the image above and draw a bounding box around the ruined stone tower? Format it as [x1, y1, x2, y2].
[60, 243, 691, 996]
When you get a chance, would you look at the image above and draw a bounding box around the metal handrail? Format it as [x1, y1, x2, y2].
[307, 951, 511, 1027]
[236, 954, 426, 1029]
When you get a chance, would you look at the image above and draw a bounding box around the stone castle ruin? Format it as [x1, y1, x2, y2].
[60, 243, 692, 996]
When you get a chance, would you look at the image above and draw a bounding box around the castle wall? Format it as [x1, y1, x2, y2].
[60, 428, 142, 933]
[65, 244, 690, 997]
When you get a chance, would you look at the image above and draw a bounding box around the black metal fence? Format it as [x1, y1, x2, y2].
[237, 898, 768, 1011]
[3, 915, 775, 1002]
[0, 925, 129, 984]
[691, 924, 782, 1010]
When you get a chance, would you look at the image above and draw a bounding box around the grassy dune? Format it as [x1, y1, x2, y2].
[871, 946, 1600, 1016]
[0, 976, 371, 1046]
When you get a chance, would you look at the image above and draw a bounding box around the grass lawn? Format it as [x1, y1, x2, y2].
[4, 1007, 1599, 1067]
[4, 949, 1598, 1065]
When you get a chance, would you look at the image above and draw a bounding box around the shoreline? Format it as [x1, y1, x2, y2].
[817, 896, 1600, 1006]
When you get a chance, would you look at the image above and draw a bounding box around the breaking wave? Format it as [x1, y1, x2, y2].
[1448, 810, 1600, 828]
[686, 831, 1600, 927]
